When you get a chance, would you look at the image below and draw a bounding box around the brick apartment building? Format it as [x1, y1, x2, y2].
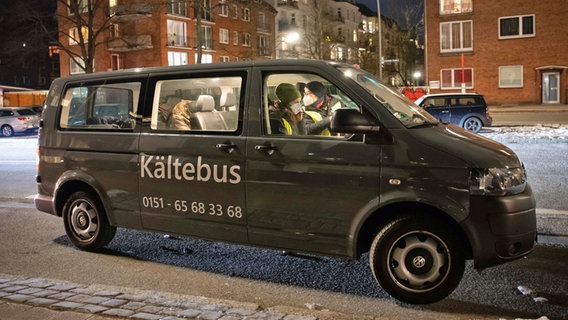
[58, 0, 276, 76]
[424, 0, 567, 106]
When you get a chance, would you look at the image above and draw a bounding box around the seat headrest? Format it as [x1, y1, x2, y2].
[195, 95, 215, 112]
[220, 92, 237, 107]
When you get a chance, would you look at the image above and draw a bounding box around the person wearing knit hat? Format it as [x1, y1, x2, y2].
[276, 83, 302, 107]
[272, 83, 305, 135]
[302, 81, 339, 136]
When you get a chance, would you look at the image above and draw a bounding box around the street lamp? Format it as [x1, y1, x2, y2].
[413, 71, 422, 85]
[376, 0, 382, 80]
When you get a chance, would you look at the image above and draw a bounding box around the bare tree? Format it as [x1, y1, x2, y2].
[382, 0, 424, 86]
[301, 2, 338, 60]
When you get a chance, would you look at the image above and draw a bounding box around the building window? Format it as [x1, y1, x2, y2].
[109, 0, 117, 15]
[220, 28, 229, 44]
[70, 58, 87, 74]
[232, 5, 238, 19]
[499, 66, 523, 88]
[242, 7, 250, 22]
[168, 51, 188, 66]
[69, 27, 89, 45]
[258, 12, 267, 30]
[440, 0, 472, 15]
[233, 31, 239, 45]
[440, 20, 472, 53]
[167, 0, 187, 16]
[199, 0, 212, 22]
[441, 68, 473, 89]
[68, 0, 89, 15]
[242, 33, 251, 47]
[220, 56, 230, 62]
[195, 53, 213, 64]
[199, 25, 213, 49]
[499, 15, 535, 39]
[109, 23, 120, 39]
[219, 0, 228, 16]
[167, 20, 187, 47]
[110, 54, 121, 70]
[257, 35, 270, 56]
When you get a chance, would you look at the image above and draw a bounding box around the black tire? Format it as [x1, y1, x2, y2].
[62, 191, 116, 251]
[369, 215, 465, 304]
[463, 117, 482, 133]
[1, 125, 14, 137]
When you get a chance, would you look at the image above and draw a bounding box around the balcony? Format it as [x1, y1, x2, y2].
[109, 4, 152, 21]
[278, 20, 297, 32]
[108, 35, 153, 52]
[277, 0, 299, 9]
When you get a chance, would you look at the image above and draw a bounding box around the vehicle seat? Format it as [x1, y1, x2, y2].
[192, 95, 226, 130]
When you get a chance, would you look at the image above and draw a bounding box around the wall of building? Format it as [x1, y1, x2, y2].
[425, 0, 567, 106]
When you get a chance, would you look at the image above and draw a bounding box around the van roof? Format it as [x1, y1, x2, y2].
[57, 59, 349, 81]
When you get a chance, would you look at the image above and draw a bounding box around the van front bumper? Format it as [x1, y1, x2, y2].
[463, 184, 537, 269]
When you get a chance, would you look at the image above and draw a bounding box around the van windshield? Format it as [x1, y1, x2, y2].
[337, 66, 438, 128]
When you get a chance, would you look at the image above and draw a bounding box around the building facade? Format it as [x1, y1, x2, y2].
[271, 0, 363, 63]
[58, 0, 277, 76]
[425, 0, 568, 105]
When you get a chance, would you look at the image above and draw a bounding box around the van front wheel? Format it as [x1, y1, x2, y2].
[63, 191, 116, 251]
[369, 215, 465, 304]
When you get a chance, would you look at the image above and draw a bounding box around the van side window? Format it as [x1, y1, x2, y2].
[59, 82, 141, 130]
[150, 76, 242, 132]
[263, 73, 360, 137]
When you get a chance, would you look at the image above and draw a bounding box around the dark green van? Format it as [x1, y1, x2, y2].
[35, 60, 536, 304]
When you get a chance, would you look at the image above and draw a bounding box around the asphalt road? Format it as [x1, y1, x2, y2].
[0, 203, 567, 320]
[0, 128, 567, 319]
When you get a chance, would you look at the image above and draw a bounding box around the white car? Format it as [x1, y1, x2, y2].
[0, 108, 40, 137]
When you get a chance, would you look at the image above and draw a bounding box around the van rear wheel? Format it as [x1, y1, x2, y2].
[369, 215, 465, 304]
[62, 191, 116, 251]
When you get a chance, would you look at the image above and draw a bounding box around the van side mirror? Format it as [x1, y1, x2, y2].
[331, 108, 380, 134]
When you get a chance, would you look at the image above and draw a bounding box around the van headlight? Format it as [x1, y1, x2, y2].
[469, 167, 527, 196]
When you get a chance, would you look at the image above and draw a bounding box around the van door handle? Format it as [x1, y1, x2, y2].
[441, 110, 450, 113]
[216, 142, 236, 154]
[254, 144, 278, 155]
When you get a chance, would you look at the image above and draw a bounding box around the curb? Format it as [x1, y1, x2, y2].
[0, 274, 318, 320]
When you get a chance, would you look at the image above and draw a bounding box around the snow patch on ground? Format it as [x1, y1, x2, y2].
[480, 125, 568, 144]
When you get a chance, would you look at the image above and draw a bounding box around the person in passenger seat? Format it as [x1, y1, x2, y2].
[272, 83, 306, 135]
[170, 99, 195, 130]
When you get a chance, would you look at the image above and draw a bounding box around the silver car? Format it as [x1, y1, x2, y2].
[0, 108, 40, 137]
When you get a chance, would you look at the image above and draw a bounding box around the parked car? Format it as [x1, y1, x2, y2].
[414, 93, 492, 133]
[0, 107, 40, 137]
[29, 105, 44, 115]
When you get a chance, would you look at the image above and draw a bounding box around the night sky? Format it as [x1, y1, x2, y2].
[356, 0, 423, 26]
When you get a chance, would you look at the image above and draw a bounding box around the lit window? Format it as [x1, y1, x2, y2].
[168, 51, 188, 66]
[69, 27, 89, 45]
[167, 20, 187, 47]
[440, 0, 472, 15]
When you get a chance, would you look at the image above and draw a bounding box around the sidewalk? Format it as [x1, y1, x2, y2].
[488, 103, 568, 113]
[0, 274, 318, 320]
